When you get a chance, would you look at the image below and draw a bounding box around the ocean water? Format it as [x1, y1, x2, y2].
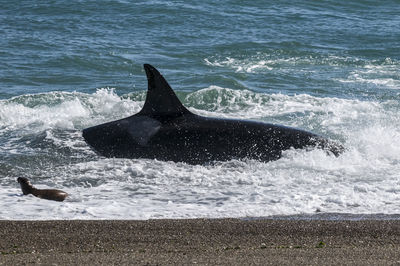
[0, 0, 399, 220]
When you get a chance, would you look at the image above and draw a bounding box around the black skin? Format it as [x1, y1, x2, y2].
[17, 177, 68, 202]
[83, 64, 344, 165]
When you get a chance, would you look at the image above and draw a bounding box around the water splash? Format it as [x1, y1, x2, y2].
[1, 87, 399, 219]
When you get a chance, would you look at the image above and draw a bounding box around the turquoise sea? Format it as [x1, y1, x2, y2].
[0, 0, 399, 219]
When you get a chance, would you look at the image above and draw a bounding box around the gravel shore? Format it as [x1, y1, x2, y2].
[1, 219, 400, 265]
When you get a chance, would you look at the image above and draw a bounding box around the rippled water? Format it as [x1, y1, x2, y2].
[0, 0, 399, 219]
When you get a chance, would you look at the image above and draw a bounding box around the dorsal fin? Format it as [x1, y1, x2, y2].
[139, 64, 191, 117]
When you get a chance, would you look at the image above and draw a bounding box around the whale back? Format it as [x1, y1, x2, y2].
[82, 64, 344, 163]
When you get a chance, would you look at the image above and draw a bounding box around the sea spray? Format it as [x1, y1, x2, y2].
[1, 88, 399, 219]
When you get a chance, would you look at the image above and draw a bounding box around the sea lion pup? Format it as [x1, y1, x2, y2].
[17, 177, 68, 202]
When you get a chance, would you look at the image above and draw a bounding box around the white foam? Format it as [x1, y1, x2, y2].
[1, 88, 400, 219]
[339, 73, 400, 88]
[0, 89, 143, 133]
[205, 57, 275, 73]
[3, 148, 400, 220]
[205, 55, 400, 90]
[337, 58, 400, 89]
[204, 55, 361, 73]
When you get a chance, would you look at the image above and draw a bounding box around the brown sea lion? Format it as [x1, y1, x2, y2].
[17, 177, 68, 202]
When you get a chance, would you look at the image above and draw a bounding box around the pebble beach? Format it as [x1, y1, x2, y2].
[1, 219, 400, 265]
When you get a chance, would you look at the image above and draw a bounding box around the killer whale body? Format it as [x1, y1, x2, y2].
[82, 64, 343, 164]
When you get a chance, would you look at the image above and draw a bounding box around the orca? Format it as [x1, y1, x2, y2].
[82, 64, 343, 164]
